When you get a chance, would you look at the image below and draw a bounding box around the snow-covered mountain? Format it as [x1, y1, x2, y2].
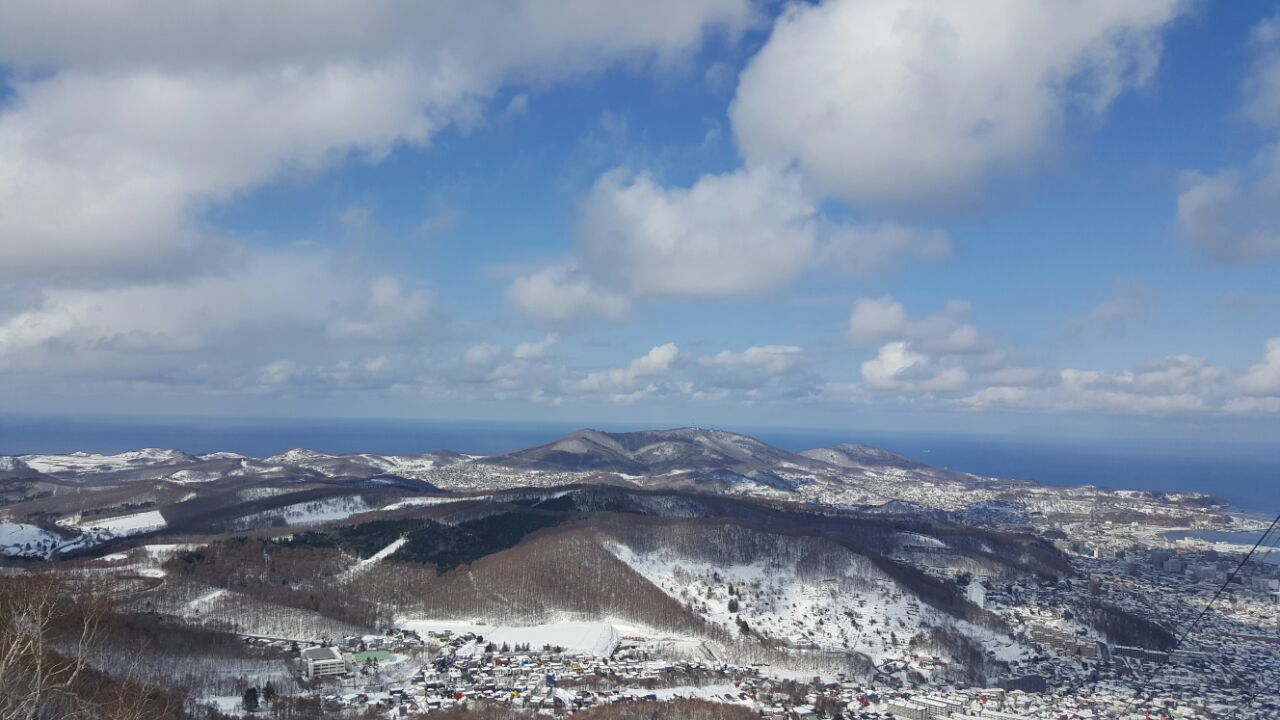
[487, 427, 828, 487]
[0, 455, 31, 474]
[18, 448, 196, 476]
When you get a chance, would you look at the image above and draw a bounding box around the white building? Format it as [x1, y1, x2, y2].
[302, 646, 346, 679]
[966, 582, 987, 609]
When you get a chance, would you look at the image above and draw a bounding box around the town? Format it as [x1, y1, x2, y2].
[213, 529, 1280, 720]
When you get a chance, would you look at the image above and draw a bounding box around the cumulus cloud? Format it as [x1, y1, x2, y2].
[700, 345, 804, 374]
[841, 300, 1280, 416]
[0, 249, 441, 392]
[848, 296, 981, 353]
[1237, 337, 1280, 396]
[1242, 13, 1280, 129]
[956, 340, 1280, 416]
[860, 342, 969, 393]
[0, 0, 752, 280]
[1178, 13, 1280, 263]
[249, 356, 398, 394]
[506, 265, 631, 323]
[463, 343, 503, 368]
[576, 167, 817, 297]
[697, 345, 810, 392]
[514, 333, 560, 360]
[0, 251, 346, 359]
[577, 343, 679, 399]
[731, 0, 1183, 208]
[327, 276, 434, 343]
[511, 168, 948, 320]
[0, 1, 753, 393]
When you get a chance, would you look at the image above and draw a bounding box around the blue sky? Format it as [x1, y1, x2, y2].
[1, 1, 1279, 444]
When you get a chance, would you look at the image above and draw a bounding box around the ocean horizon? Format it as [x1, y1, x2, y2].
[2, 414, 1276, 515]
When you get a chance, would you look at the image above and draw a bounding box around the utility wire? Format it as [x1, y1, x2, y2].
[1121, 511, 1280, 714]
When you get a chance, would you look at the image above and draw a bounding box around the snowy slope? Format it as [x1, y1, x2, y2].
[604, 536, 1024, 668]
[0, 522, 62, 557]
[78, 509, 167, 537]
[20, 449, 193, 475]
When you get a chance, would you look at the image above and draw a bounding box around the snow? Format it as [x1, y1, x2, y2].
[0, 456, 30, 472]
[78, 509, 167, 536]
[380, 496, 468, 511]
[228, 495, 373, 530]
[265, 448, 335, 465]
[198, 452, 246, 460]
[0, 522, 61, 557]
[166, 469, 225, 484]
[604, 539, 1022, 668]
[617, 683, 750, 705]
[19, 448, 189, 475]
[142, 543, 195, 559]
[187, 588, 228, 610]
[398, 619, 621, 657]
[341, 536, 407, 580]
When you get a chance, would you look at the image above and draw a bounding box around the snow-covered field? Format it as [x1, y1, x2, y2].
[228, 496, 373, 530]
[397, 619, 622, 657]
[18, 449, 189, 475]
[0, 522, 61, 557]
[78, 509, 167, 536]
[380, 496, 469, 511]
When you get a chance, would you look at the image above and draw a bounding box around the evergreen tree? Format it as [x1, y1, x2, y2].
[242, 687, 259, 713]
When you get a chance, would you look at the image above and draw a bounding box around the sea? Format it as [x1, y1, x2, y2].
[1, 415, 1276, 516]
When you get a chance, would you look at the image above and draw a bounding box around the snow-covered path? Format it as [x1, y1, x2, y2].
[187, 588, 227, 610]
[342, 536, 407, 581]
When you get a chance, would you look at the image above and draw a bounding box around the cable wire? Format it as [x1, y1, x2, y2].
[1121, 511, 1280, 714]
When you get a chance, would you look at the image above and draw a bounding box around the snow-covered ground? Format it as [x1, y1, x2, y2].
[380, 496, 469, 511]
[341, 536, 407, 580]
[397, 619, 622, 657]
[228, 496, 373, 530]
[0, 522, 62, 557]
[19, 449, 189, 475]
[605, 540, 1021, 668]
[78, 509, 167, 536]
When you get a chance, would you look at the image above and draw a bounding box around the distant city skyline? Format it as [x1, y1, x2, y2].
[3, 2, 1280, 444]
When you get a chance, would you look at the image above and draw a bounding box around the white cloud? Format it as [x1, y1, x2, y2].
[700, 345, 804, 374]
[327, 276, 433, 343]
[0, 250, 344, 358]
[249, 356, 397, 393]
[1177, 14, 1280, 263]
[1177, 148, 1280, 262]
[578, 343, 679, 398]
[576, 167, 817, 297]
[731, 0, 1183, 208]
[514, 333, 560, 360]
[0, 0, 752, 283]
[848, 296, 981, 352]
[860, 341, 969, 393]
[1243, 13, 1280, 129]
[696, 345, 810, 392]
[0, 249, 440, 389]
[463, 343, 502, 368]
[1237, 337, 1280, 396]
[506, 265, 631, 323]
[513, 168, 948, 321]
